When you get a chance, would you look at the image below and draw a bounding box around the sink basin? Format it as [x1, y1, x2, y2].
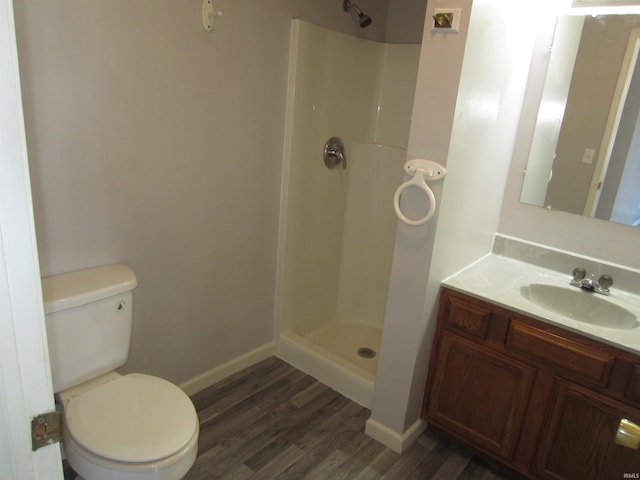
[520, 283, 639, 330]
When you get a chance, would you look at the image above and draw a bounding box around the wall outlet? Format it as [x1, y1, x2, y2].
[432, 8, 462, 32]
[581, 148, 596, 165]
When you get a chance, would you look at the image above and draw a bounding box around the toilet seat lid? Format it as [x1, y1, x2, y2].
[64, 373, 198, 463]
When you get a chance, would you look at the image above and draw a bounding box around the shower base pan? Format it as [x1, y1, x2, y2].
[277, 320, 381, 408]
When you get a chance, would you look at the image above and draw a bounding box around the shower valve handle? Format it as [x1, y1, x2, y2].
[323, 137, 347, 169]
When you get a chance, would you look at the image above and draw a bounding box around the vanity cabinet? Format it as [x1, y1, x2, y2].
[423, 288, 640, 480]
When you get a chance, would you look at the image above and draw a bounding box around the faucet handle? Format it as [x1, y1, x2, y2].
[572, 267, 587, 283]
[598, 274, 613, 290]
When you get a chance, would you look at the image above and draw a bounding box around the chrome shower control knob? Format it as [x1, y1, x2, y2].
[323, 137, 347, 170]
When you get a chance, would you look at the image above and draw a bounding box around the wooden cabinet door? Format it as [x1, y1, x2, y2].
[535, 379, 640, 480]
[425, 331, 536, 461]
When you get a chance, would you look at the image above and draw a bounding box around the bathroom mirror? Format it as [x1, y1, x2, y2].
[520, 13, 640, 227]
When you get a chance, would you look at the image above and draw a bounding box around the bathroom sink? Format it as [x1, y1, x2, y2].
[520, 283, 639, 330]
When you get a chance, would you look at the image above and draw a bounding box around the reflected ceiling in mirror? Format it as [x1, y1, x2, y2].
[521, 13, 640, 227]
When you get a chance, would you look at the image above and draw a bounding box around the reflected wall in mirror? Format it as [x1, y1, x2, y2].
[521, 14, 640, 227]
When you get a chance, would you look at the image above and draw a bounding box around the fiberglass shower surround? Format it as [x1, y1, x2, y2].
[276, 20, 420, 407]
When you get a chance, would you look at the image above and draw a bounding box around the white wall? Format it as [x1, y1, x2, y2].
[369, 0, 549, 445]
[370, 0, 474, 437]
[368, 0, 640, 451]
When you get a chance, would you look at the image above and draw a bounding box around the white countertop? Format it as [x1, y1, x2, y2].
[442, 252, 640, 356]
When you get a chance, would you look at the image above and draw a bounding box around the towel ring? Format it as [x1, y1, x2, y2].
[394, 159, 446, 226]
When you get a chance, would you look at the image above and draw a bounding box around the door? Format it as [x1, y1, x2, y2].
[585, 28, 640, 219]
[425, 331, 537, 461]
[535, 379, 640, 480]
[0, 0, 63, 477]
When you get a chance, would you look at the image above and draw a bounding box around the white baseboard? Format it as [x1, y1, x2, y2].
[364, 417, 426, 453]
[179, 342, 275, 396]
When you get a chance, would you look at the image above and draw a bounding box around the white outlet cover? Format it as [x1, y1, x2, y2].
[581, 148, 596, 165]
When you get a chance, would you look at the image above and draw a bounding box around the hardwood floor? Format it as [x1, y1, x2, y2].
[63, 356, 513, 479]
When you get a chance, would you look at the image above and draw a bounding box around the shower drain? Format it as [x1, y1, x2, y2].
[357, 347, 376, 359]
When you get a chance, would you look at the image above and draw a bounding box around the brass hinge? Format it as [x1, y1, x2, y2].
[31, 411, 62, 451]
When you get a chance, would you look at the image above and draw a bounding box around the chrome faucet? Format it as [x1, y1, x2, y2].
[570, 267, 613, 295]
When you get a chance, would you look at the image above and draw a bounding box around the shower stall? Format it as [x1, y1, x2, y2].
[275, 20, 420, 408]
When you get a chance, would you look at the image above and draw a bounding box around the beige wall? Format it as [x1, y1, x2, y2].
[14, 0, 640, 450]
[385, 0, 428, 44]
[13, 0, 434, 386]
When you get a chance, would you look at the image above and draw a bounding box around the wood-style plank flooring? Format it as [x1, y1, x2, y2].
[184, 356, 512, 479]
[64, 356, 513, 479]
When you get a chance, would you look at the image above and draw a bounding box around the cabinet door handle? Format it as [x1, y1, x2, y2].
[616, 418, 640, 450]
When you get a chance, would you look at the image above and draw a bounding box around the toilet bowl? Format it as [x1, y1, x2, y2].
[42, 265, 200, 479]
[58, 372, 199, 480]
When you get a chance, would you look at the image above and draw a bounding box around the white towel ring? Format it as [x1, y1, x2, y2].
[393, 174, 436, 226]
[394, 159, 446, 226]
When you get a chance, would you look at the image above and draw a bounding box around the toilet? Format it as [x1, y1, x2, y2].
[42, 264, 199, 480]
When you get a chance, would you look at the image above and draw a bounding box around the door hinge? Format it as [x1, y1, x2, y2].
[31, 411, 62, 451]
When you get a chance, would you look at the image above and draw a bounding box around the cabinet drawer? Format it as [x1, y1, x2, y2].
[443, 294, 492, 339]
[506, 320, 615, 387]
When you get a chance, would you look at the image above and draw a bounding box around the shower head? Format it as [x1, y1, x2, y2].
[343, 0, 372, 28]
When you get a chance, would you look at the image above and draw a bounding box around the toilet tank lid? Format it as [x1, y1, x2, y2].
[42, 264, 138, 314]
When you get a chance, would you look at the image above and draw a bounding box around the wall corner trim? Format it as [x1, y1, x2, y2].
[179, 342, 275, 396]
[364, 417, 427, 453]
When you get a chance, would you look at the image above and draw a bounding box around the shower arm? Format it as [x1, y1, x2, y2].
[343, 0, 359, 14]
[343, 0, 372, 28]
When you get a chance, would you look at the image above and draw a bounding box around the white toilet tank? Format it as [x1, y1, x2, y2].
[42, 264, 138, 393]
